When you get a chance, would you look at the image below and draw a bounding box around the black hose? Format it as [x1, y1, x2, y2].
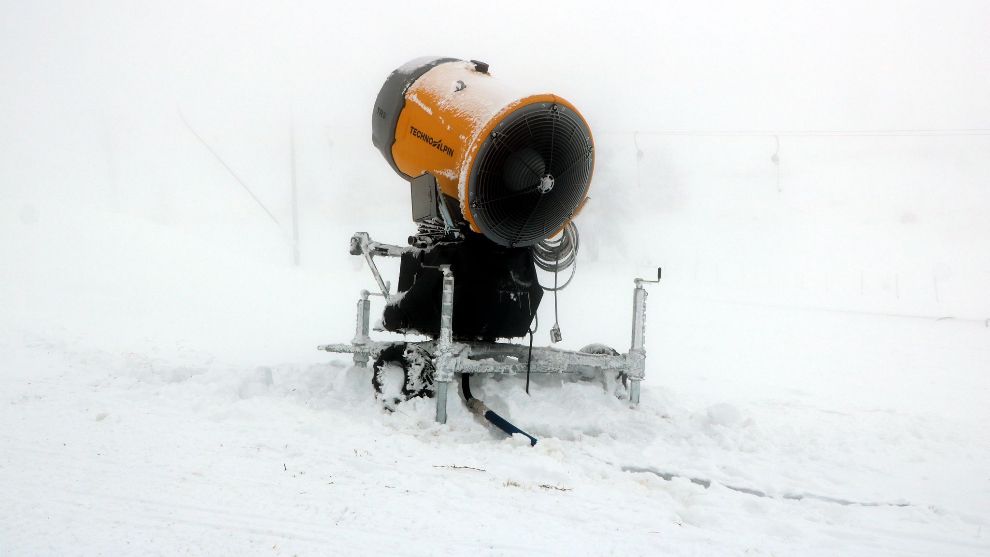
[460, 375, 538, 446]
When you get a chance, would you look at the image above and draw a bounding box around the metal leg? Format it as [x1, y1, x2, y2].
[628, 280, 649, 405]
[629, 380, 641, 405]
[435, 382, 449, 424]
[435, 265, 455, 423]
[352, 290, 371, 368]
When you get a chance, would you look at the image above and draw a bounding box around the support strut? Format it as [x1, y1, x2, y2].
[352, 290, 371, 368]
[629, 268, 661, 405]
[434, 265, 456, 423]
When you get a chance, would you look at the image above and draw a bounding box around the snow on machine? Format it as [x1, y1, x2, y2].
[320, 57, 660, 443]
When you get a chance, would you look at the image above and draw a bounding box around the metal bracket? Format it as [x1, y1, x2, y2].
[410, 173, 458, 235]
[350, 232, 412, 298]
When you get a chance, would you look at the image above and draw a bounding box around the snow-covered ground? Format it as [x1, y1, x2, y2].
[1, 200, 988, 556]
[3, 1, 990, 555]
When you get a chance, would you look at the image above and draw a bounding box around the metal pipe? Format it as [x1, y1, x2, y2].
[363, 251, 390, 297]
[628, 280, 649, 405]
[321, 340, 630, 375]
[352, 290, 371, 368]
[435, 382, 449, 424]
[439, 266, 454, 352]
[435, 265, 455, 423]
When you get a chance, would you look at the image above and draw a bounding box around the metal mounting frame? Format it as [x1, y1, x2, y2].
[323, 232, 659, 423]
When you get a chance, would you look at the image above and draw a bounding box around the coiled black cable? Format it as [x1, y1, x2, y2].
[533, 222, 579, 273]
[532, 222, 579, 291]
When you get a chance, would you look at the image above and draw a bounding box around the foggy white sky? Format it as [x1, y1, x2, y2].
[1, 0, 988, 316]
[3, 0, 988, 144]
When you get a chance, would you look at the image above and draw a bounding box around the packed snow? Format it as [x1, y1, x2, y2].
[2, 204, 988, 555]
[2, 1, 989, 555]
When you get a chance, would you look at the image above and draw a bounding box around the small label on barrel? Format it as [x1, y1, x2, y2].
[409, 125, 454, 158]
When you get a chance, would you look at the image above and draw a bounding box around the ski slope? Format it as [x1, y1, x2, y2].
[3, 1, 990, 554]
[1, 204, 988, 556]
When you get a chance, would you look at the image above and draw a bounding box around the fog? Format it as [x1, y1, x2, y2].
[3, 3, 990, 553]
[2, 0, 989, 345]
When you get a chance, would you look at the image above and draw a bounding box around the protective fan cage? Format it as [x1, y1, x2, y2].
[468, 102, 593, 247]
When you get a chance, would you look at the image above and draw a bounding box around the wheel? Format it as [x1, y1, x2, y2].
[372, 343, 436, 409]
[579, 343, 619, 356]
[579, 343, 628, 399]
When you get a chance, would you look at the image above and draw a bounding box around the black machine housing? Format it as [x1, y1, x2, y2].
[382, 232, 543, 341]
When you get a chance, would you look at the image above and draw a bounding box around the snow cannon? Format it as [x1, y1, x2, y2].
[371, 57, 594, 247]
[321, 57, 660, 439]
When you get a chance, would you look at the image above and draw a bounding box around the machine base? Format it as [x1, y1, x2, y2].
[322, 238, 660, 424]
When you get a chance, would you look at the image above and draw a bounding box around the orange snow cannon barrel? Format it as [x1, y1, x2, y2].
[372, 57, 594, 247]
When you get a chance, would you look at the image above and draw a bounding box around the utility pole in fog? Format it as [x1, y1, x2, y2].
[179, 106, 302, 267]
[103, 113, 120, 212]
[290, 119, 300, 266]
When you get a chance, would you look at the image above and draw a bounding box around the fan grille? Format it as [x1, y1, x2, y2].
[468, 103, 593, 247]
